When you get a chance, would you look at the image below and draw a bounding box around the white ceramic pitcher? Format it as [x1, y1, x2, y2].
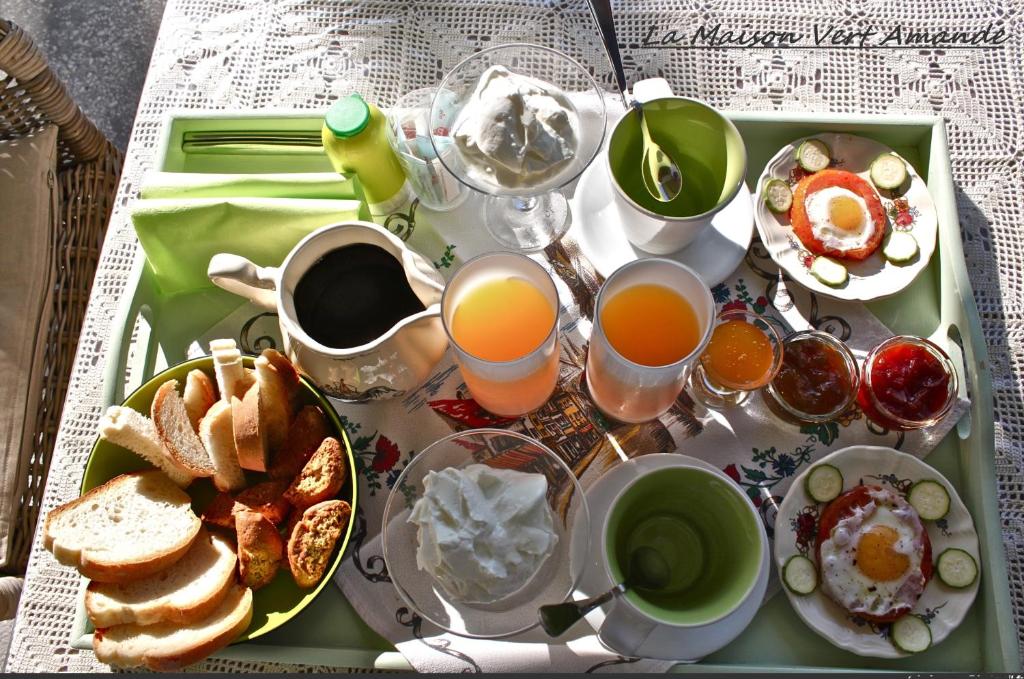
[208, 220, 448, 401]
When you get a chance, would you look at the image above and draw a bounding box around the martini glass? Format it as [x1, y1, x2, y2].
[430, 43, 607, 252]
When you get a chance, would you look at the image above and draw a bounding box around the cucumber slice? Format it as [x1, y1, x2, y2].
[936, 548, 978, 589]
[810, 256, 848, 287]
[796, 139, 831, 172]
[883, 231, 919, 264]
[805, 465, 843, 503]
[891, 615, 932, 654]
[763, 179, 793, 213]
[783, 555, 818, 595]
[870, 152, 908, 190]
[907, 479, 950, 520]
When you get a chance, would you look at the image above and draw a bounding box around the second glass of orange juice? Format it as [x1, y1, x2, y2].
[585, 258, 715, 423]
[442, 252, 561, 417]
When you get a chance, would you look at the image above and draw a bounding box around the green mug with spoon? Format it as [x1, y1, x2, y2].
[599, 463, 767, 658]
[607, 78, 747, 254]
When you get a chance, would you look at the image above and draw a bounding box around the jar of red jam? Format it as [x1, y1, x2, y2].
[857, 335, 958, 431]
[763, 331, 859, 425]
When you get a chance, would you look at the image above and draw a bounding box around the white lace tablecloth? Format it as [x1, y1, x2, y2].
[6, 0, 1023, 672]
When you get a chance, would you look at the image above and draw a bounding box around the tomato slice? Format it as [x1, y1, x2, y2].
[815, 485, 933, 624]
[790, 169, 887, 261]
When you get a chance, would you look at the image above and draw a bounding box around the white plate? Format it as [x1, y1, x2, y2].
[775, 445, 980, 658]
[570, 453, 769, 661]
[753, 133, 938, 301]
[567, 159, 754, 287]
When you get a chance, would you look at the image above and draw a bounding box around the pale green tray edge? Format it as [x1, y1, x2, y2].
[84, 109, 1017, 672]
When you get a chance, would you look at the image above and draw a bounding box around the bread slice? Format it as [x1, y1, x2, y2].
[235, 511, 284, 590]
[152, 380, 215, 478]
[183, 369, 217, 433]
[268, 405, 331, 480]
[98, 406, 196, 487]
[284, 437, 346, 510]
[232, 382, 269, 472]
[85, 528, 237, 628]
[92, 584, 253, 671]
[43, 471, 201, 583]
[199, 401, 246, 492]
[254, 349, 300, 452]
[210, 339, 254, 402]
[287, 500, 351, 588]
[202, 480, 290, 529]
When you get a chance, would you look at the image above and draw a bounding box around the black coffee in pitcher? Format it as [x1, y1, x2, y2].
[293, 243, 426, 349]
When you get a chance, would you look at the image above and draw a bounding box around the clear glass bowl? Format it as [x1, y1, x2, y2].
[430, 42, 607, 252]
[381, 429, 589, 638]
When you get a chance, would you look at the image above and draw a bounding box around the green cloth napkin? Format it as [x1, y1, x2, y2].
[140, 171, 355, 200]
[131, 196, 361, 296]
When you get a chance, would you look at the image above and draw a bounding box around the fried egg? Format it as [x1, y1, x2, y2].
[804, 186, 876, 254]
[819, 488, 927, 618]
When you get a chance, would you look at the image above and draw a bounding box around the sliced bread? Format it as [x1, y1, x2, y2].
[235, 511, 284, 590]
[268, 405, 331, 480]
[232, 382, 269, 471]
[43, 471, 201, 583]
[254, 349, 300, 452]
[98, 406, 196, 487]
[287, 499, 351, 589]
[92, 583, 253, 671]
[152, 380, 215, 478]
[85, 528, 237, 628]
[183, 369, 217, 433]
[199, 400, 246, 492]
[210, 339, 253, 402]
[284, 437, 346, 510]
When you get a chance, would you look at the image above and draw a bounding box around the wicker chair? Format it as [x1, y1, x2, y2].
[0, 18, 123, 573]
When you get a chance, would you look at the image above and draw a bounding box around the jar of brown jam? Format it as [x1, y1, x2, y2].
[762, 331, 859, 425]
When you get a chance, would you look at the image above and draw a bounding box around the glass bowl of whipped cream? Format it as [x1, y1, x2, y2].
[430, 42, 607, 252]
[382, 428, 590, 638]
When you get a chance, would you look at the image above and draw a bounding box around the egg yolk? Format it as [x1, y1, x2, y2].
[856, 525, 910, 581]
[828, 195, 863, 232]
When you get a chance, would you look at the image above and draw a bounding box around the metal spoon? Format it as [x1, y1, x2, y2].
[636, 102, 683, 202]
[587, 0, 682, 203]
[538, 546, 670, 637]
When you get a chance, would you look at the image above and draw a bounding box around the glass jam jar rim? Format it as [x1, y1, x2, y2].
[764, 330, 860, 424]
[861, 334, 959, 429]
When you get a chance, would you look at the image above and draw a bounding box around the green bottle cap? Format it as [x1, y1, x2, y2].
[325, 94, 371, 138]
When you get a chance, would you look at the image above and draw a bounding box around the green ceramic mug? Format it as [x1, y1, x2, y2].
[606, 78, 747, 254]
[601, 464, 765, 651]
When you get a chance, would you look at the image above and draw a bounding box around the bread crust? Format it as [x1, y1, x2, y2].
[268, 405, 330, 480]
[183, 369, 217, 433]
[92, 584, 253, 671]
[232, 382, 268, 472]
[43, 471, 202, 584]
[85, 529, 237, 628]
[236, 511, 283, 590]
[284, 437, 346, 510]
[152, 380, 215, 476]
[286, 500, 351, 589]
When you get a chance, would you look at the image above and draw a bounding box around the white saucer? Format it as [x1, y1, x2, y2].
[567, 160, 754, 286]
[775, 445, 980, 658]
[570, 453, 770, 661]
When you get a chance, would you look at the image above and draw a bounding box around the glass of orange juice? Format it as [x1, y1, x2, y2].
[442, 252, 561, 417]
[688, 309, 784, 408]
[585, 258, 715, 423]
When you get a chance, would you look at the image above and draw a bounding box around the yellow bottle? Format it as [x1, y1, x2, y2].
[322, 94, 408, 219]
